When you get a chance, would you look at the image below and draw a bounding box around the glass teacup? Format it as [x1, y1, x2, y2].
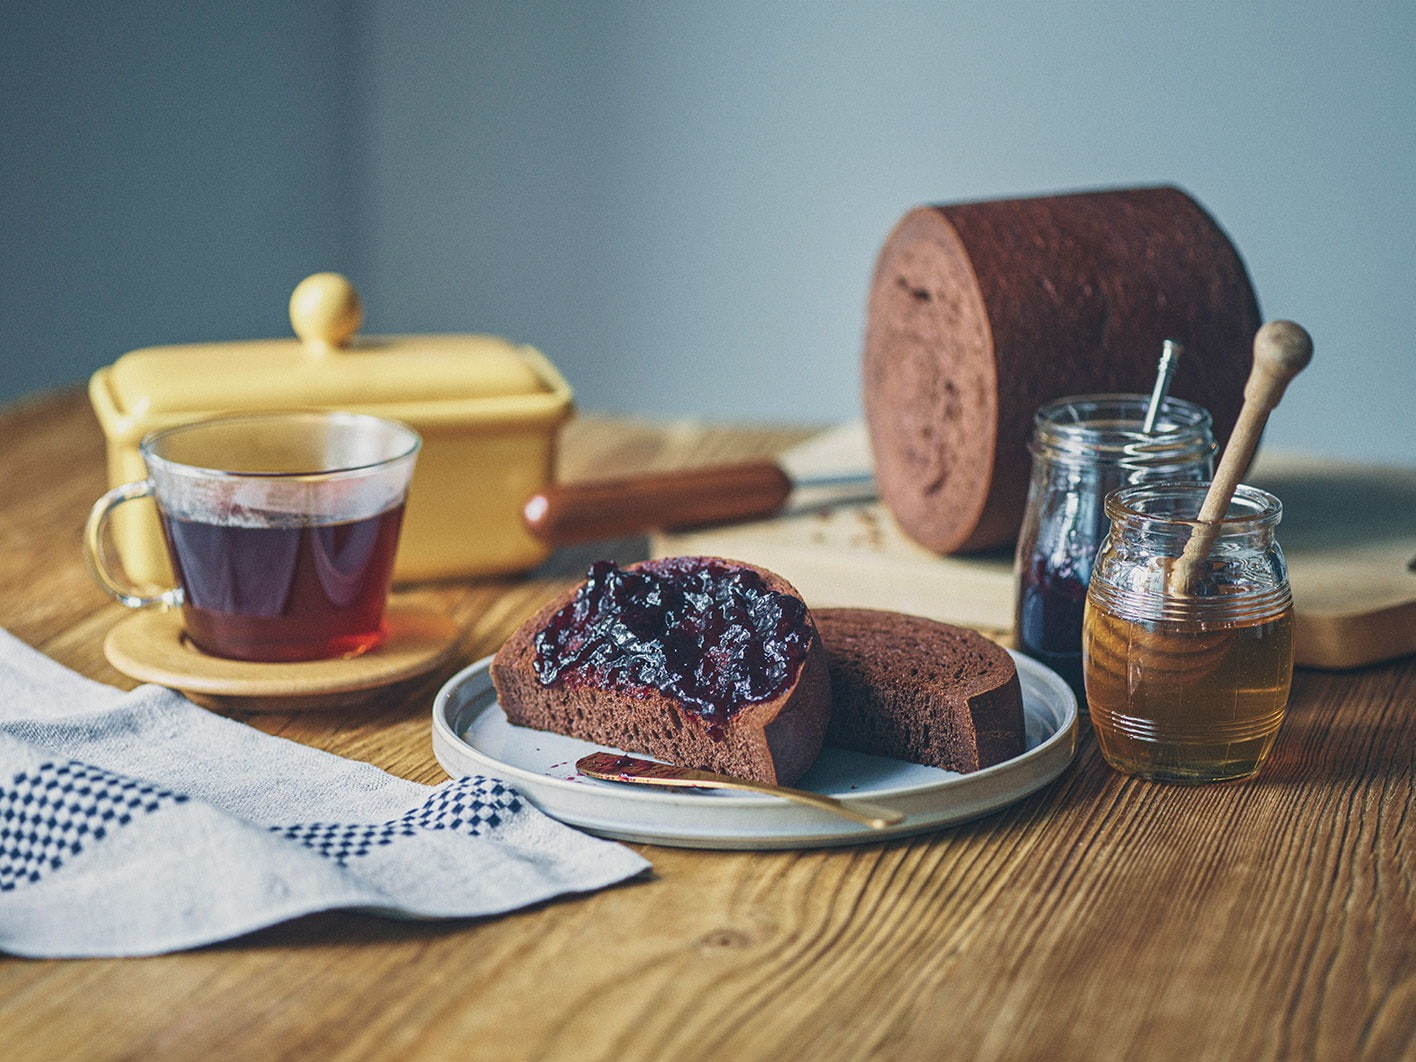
[85, 411, 420, 662]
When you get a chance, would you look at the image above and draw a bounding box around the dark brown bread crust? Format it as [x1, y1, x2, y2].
[490, 557, 831, 786]
[815, 608, 1025, 772]
[863, 185, 1260, 554]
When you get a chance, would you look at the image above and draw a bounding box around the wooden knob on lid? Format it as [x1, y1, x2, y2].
[290, 272, 363, 351]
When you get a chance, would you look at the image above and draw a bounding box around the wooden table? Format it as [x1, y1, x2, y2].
[0, 390, 1410, 1061]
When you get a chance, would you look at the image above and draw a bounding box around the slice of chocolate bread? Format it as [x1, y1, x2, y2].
[815, 608, 1024, 772]
[491, 557, 831, 785]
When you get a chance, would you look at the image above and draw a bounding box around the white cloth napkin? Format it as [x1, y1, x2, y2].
[0, 630, 649, 958]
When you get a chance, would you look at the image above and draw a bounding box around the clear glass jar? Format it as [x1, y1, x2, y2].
[1083, 482, 1294, 783]
[1013, 395, 1215, 698]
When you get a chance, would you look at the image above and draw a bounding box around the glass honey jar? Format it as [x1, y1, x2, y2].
[1083, 482, 1294, 783]
[1014, 395, 1215, 698]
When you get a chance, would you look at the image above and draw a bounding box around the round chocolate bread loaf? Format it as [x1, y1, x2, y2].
[863, 186, 1260, 554]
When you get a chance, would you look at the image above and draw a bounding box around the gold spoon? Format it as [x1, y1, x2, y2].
[575, 752, 906, 829]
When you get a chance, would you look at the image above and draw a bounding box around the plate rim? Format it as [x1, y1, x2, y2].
[431, 650, 1077, 806]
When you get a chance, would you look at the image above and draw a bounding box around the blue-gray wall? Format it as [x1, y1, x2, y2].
[0, 1, 355, 400]
[5, 1, 1414, 463]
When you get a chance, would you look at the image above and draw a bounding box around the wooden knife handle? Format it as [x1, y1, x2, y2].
[523, 461, 792, 546]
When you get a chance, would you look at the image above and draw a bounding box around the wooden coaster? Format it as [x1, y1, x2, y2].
[104, 604, 463, 713]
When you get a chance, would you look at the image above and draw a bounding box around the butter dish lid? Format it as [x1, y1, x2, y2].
[102, 274, 571, 419]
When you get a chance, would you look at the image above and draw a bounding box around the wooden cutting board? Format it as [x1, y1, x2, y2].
[654, 427, 1415, 670]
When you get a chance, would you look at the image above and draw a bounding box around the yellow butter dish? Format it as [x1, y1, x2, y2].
[89, 273, 573, 583]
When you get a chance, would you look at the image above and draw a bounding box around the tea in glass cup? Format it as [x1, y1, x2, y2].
[85, 411, 420, 662]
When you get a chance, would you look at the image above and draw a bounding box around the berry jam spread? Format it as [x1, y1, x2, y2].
[1016, 552, 1091, 697]
[533, 558, 814, 735]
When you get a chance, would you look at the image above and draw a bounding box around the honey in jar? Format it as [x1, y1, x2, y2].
[1083, 482, 1294, 783]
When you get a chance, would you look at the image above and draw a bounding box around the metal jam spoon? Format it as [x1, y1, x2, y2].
[1142, 339, 1184, 433]
[575, 752, 906, 830]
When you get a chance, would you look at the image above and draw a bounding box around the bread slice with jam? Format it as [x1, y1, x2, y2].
[491, 556, 831, 786]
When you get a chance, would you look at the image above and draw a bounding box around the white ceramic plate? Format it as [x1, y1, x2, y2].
[431, 652, 1077, 850]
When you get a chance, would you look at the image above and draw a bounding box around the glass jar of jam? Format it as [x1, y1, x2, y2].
[1083, 482, 1294, 783]
[1013, 395, 1215, 697]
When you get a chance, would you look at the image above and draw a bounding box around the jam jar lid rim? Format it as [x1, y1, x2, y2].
[1104, 481, 1283, 529]
[1030, 393, 1214, 464]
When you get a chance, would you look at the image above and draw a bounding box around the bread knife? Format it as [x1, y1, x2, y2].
[523, 422, 875, 547]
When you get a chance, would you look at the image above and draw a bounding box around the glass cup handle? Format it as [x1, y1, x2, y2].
[83, 480, 184, 609]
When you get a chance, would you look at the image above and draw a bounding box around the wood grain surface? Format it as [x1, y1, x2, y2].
[0, 390, 1411, 1062]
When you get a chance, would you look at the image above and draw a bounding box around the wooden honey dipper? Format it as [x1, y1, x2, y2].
[1168, 321, 1314, 596]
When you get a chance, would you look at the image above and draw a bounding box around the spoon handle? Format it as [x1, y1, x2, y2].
[708, 778, 905, 829]
[575, 752, 906, 829]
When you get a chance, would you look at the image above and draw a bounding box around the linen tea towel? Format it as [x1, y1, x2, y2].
[0, 630, 649, 958]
